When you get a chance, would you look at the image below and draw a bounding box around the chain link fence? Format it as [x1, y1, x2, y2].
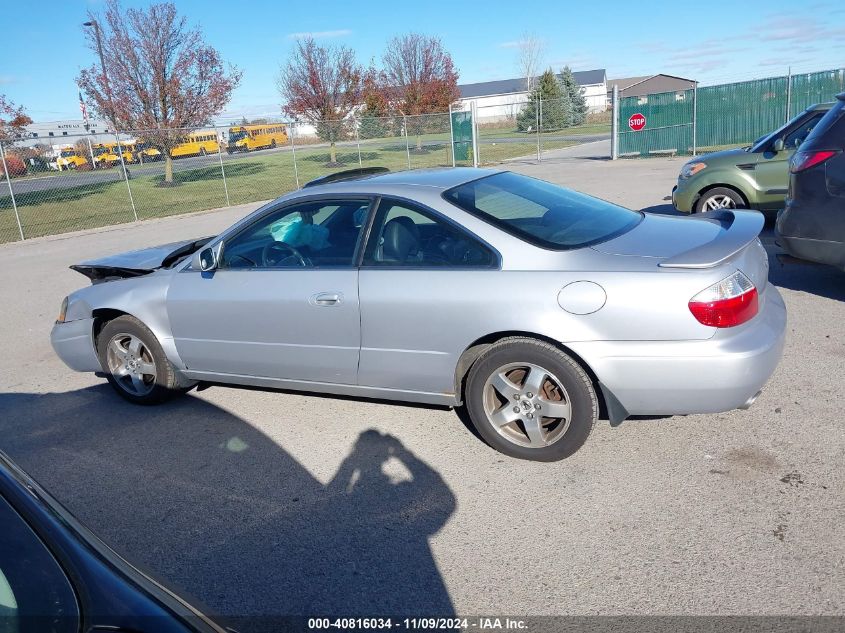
[614, 68, 845, 158]
[0, 104, 609, 245]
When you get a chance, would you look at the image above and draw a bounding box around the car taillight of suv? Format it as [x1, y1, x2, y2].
[790, 150, 840, 173]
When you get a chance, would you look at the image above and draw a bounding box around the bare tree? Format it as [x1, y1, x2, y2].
[278, 37, 361, 166]
[517, 32, 545, 93]
[381, 33, 460, 150]
[76, 0, 241, 184]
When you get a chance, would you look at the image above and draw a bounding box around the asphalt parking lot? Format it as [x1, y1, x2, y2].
[1, 146, 843, 623]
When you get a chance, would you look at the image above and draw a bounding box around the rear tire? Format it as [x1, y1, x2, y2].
[464, 337, 597, 461]
[96, 315, 192, 405]
[270, 139, 277, 149]
[200, 147, 207, 157]
[695, 187, 745, 213]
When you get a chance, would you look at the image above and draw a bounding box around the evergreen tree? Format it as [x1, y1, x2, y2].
[517, 69, 571, 132]
[559, 66, 588, 126]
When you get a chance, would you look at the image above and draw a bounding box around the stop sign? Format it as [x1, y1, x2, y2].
[628, 113, 646, 131]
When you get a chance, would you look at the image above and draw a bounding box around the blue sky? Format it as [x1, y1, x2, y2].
[3, 0, 844, 122]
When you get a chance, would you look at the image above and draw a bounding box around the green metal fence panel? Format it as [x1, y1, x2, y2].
[451, 111, 473, 161]
[696, 76, 788, 151]
[616, 67, 845, 158]
[618, 89, 693, 156]
[789, 69, 845, 117]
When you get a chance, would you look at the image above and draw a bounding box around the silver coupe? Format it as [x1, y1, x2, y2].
[51, 168, 786, 461]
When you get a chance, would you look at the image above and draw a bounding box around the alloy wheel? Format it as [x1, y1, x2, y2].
[702, 194, 737, 211]
[482, 362, 572, 448]
[105, 333, 157, 396]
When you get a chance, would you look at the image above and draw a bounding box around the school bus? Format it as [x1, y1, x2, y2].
[170, 131, 220, 158]
[56, 147, 88, 170]
[227, 124, 288, 153]
[92, 142, 135, 167]
[131, 141, 162, 162]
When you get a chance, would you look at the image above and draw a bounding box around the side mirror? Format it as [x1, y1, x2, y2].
[192, 242, 223, 272]
[772, 138, 785, 153]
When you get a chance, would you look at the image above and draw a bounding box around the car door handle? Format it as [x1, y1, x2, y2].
[311, 292, 343, 307]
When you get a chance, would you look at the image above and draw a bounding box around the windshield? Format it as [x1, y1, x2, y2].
[229, 130, 247, 143]
[93, 147, 109, 156]
[443, 172, 642, 250]
[60, 150, 76, 157]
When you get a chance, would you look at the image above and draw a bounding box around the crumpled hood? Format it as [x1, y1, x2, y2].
[71, 236, 213, 283]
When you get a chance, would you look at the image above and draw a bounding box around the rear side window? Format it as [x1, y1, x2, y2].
[803, 99, 845, 147]
[443, 172, 641, 250]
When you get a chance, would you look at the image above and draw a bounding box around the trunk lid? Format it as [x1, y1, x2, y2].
[593, 210, 764, 266]
[592, 210, 768, 289]
[70, 237, 212, 283]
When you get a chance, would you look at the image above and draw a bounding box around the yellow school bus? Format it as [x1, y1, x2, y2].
[92, 142, 135, 167]
[131, 141, 162, 162]
[170, 131, 220, 158]
[56, 147, 88, 170]
[227, 124, 288, 153]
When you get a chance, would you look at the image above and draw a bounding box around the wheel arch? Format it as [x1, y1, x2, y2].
[453, 330, 619, 422]
[695, 183, 751, 209]
[91, 307, 132, 346]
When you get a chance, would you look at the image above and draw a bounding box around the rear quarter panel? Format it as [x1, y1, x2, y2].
[357, 263, 729, 395]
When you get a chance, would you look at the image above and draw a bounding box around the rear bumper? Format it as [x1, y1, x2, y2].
[777, 234, 845, 269]
[51, 318, 101, 372]
[777, 205, 845, 269]
[569, 283, 786, 416]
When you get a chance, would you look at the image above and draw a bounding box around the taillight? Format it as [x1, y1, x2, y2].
[790, 150, 839, 173]
[689, 271, 758, 328]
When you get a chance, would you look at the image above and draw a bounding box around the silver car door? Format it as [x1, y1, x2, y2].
[167, 198, 373, 384]
[357, 198, 499, 396]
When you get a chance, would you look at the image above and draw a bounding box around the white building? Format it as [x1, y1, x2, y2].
[20, 119, 120, 152]
[458, 69, 608, 122]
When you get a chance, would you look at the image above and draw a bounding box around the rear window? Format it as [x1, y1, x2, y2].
[443, 172, 641, 250]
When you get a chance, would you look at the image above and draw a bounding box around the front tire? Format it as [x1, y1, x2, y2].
[96, 315, 191, 405]
[465, 338, 597, 461]
[695, 187, 745, 213]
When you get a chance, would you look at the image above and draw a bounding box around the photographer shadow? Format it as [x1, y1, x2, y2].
[0, 387, 456, 626]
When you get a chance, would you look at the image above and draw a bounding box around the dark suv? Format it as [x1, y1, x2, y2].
[777, 92, 845, 269]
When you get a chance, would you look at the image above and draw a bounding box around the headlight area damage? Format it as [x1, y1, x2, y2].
[70, 236, 213, 284]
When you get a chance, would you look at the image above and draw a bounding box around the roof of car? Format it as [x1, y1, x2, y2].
[304, 167, 502, 193]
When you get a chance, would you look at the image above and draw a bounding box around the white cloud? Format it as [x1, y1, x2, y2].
[760, 16, 845, 44]
[287, 29, 352, 40]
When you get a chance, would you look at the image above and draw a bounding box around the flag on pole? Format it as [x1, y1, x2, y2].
[78, 91, 89, 127]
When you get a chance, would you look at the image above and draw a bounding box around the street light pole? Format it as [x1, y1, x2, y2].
[83, 20, 114, 127]
[83, 19, 137, 221]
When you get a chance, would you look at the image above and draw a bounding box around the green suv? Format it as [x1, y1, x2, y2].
[672, 103, 832, 214]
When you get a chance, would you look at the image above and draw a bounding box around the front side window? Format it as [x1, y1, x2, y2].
[363, 199, 495, 267]
[783, 112, 825, 149]
[0, 495, 79, 633]
[221, 199, 371, 269]
[444, 171, 641, 250]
